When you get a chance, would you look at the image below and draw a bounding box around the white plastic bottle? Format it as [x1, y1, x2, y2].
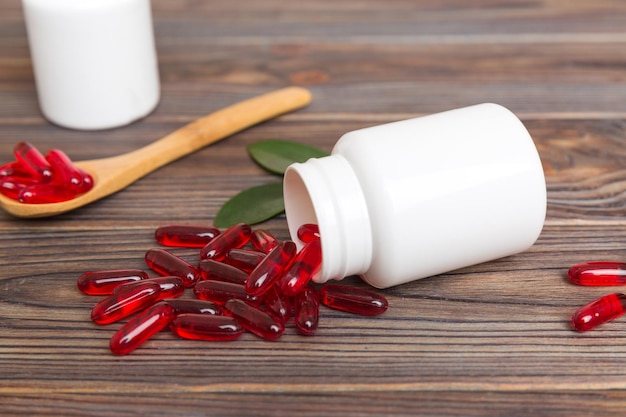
[283, 103, 547, 288]
[22, 0, 160, 130]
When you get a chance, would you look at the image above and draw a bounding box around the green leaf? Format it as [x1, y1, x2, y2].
[247, 139, 329, 175]
[214, 182, 285, 227]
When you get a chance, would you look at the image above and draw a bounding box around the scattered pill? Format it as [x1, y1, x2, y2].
[77, 269, 149, 295]
[297, 223, 320, 243]
[571, 293, 626, 332]
[109, 302, 175, 355]
[222, 298, 284, 340]
[198, 259, 248, 285]
[145, 248, 201, 288]
[171, 314, 243, 341]
[246, 241, 297, 297]
[164, 298, 222, 316]
[14, 141, 53, 181]
[320, 284, 389, 316]
[200, 223, 252, 261]
[279, 239, 322, 296]
[155, 225, 220, 248]
[294, 286, 320, 335]
[91, 280, 161, 325]
[194, 280, 252, 305]
[568, 261, 626, 286]
[250, 229, 279, 254]
[223, 248, 266, 273]
[262, 285, 292, 323]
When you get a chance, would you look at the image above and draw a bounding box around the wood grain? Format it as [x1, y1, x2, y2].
[2, 0, 626, 415]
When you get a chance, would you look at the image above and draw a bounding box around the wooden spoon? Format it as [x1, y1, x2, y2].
[0, 86, 312, 218]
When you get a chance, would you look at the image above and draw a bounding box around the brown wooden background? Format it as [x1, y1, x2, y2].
[2, 0, 626, 415]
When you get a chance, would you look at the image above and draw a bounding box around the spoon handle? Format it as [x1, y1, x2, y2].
[116, 87, 312, 178]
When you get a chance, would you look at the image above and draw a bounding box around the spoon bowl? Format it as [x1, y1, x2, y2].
[0, 87, 312, 218]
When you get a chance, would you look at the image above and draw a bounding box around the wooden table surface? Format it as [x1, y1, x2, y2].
[2, 0, 626, 415]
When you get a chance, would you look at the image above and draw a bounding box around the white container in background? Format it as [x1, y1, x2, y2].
[22, 0, 160, 130]
[283, 103, 547, 288]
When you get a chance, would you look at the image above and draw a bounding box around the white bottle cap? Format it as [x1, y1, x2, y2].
[22, 0, 160, 130]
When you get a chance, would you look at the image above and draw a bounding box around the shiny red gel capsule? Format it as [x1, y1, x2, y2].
[164, 298, 222, 316]
[0, 176, 38, 200]
[246, 241, 297, 297]
[571, 293, 626, 332]
[145, 248, 200, 288]
[170, 314, 243, 341]
[13, 141, 53, 181]
[250, 229, 279, 254]
[77, 269, 149, 295]
[224, 248, 266, 273]
[279, 239, 322, 296]
[294, 286, 320, 336]
[45, 149, 87, 192]
[200, 223, 252, 261]
[194, 280, 252, 305]
[263, 285, 292, 323]
[223, 298, 284, 340]
[91, 281, 161, 325]
[18, 183, 78, 204]
[198, 259, 248, 285]
[568, 262, 626, 286]
[113, 276, 185, 300]
[109, 302, 175, 355]
[0, 161, 31, 178]
[320, 284, 388, 316]
[154, 225, 220, 248]
[297, 223, 320, 243]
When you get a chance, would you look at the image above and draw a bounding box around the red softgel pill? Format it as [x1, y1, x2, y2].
[110, 301, 175, 355]
[571, 293, 626, 332]
[246, 241, 297, 297]
[145, 248, 201, 288]
[279, 239, 322, 296]
[568, 261, 626, 286]
[320, 284, 388, 316]
[170, 314, 243, 341]
[200, 223, 252, 261]
[77, 269, 148, 295]
[250, 229, 279, 254]
[222, 298, 284, 340]
[91, 280, 161, 325]
[155, 225, 220, 248]
[294, 286, 320, 336]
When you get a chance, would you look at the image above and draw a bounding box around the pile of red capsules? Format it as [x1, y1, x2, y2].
[78, 223, 388, 355]
[0, 141, 93, 203]
[569, 261, 626, 331]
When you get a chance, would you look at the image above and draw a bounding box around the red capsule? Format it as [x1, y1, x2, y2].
[571, 293, 626, 332]
[200, 223, 252, 261]
[13, 141, 53, 181]
[155, 225, 220, 248]
[0, 176, 38, 200]
[109, 301, 175, 355]
[263, 285, 292, 323]
[568, 262, 626, 286]
[145, 248, 200, 288]
[224, 248, 266, 273]
[45, 149, 89, 193]
[77, 269, 149, 295]
[112, 276, 184, 300]
[198, 259, 248, 285]
[297, 223, 320, 243]
[91, 280, 161, 325]
[0, 161, 31, 178]
[320, 284, 388, 316]
[294, 286, 320, 335]
[194, 280, 253, 305]
[164, 298, 222, 315]
[170, 313, 243, 341]
[18, 183, 78, 203]
[222, 298, 284, 340]
[246, 241, 297, 297]
[279, 239, 322, 296]
[250, 229, 280, 254]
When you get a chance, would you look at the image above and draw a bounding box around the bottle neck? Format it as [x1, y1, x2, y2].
[283, 154, 373, 282]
